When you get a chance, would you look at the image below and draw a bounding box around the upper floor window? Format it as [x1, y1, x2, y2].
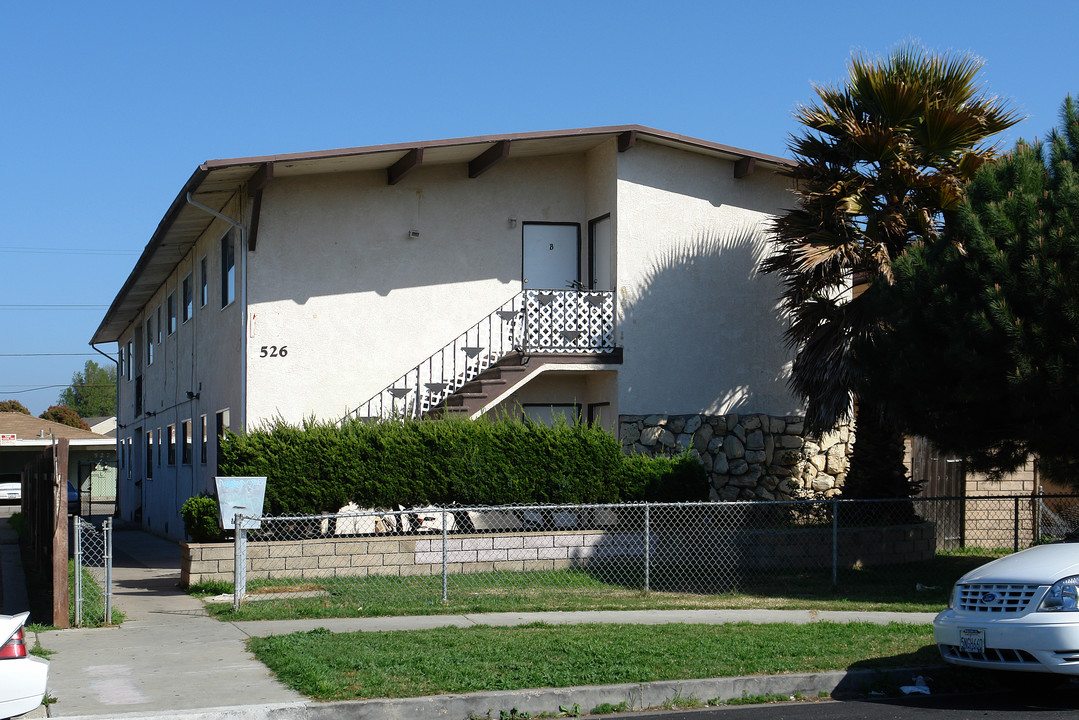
[199, 257, 208, 307]
[146, 317, 154, 365]
[119, 346, 126, 381]
[155, 306, 162, 343]
[221, 231, 235, 308]
[181, 420, 192, 464]
[182, 274, 193, 324]
[125, 340, 133, 380]
[167, 293, 177, 335]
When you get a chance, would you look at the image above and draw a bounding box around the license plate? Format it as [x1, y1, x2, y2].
[960, 628, 984, 654]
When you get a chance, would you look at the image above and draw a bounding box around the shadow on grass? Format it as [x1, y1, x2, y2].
[200, 550, 1004, 621]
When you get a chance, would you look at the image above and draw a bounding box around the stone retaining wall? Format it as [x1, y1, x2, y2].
[619, 414, 854, 502]
[181, 521, 933, 585]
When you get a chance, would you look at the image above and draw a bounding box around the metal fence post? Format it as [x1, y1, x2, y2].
[233, 514, 247, 611]
[831, 500, 839, 591]
[73, 517, 82, 627]
[1014, 497, 1020, 552]
[104, 518, 113, 625]
[643, 503, 650, 593]
[441, 508, 449, 603]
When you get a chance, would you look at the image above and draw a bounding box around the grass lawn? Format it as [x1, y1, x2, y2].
[248, 621, 939, 701]
[196, 549, 1004, 621]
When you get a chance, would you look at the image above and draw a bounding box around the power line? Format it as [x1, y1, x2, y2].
[0, 246, 138, 256]
[0, 353, 101, 357]
[0, 304, 109, 309]
[0, 384, 114, 394]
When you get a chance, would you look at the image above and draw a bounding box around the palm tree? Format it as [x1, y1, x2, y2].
[764, 45, 1020, 499]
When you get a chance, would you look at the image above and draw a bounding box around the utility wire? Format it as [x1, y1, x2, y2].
[0, 353, 100, 357]
[0, 384, 114, 394]
[0, 246, 138, 255]
[0, 304, 109, 309]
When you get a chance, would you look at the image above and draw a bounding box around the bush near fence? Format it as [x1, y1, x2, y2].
[217, 416, 707, 516]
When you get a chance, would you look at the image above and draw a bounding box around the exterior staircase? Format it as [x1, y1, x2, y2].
[344, 289, 619, 422]
[431, 349, 623, 418]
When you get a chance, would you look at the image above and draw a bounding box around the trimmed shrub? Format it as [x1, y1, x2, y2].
[218, 416, 705, 514]
[181, 493, 224, 542]
[623, 452, 710, 502]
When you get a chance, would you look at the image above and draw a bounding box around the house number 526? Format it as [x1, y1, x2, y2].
[259, 345, 288, 358]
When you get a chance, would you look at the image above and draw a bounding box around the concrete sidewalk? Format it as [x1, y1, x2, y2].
[8, 523, 941, 720]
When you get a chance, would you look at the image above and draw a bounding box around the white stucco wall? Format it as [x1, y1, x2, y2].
[115, 199, 245, 539]
[614, 141, 801, 417]
[246, 153, 611, 425]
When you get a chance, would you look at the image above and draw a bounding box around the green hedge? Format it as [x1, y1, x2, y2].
[218, 416, 707, 515]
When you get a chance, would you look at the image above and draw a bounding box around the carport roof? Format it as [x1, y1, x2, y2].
[91, 125, 794, 345]
[0, 413, 114, 442]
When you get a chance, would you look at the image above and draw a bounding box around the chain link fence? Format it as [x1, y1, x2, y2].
[73, 517, 112, 627]
[211, 495, 1079, 615]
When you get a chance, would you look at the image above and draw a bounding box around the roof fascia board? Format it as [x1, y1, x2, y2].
[201, 125, 795, 173]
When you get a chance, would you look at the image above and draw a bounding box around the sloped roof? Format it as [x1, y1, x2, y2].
[0, 413, 112, 441]
[92, 125, 794, 345]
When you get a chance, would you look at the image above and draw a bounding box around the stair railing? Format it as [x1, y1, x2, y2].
[344, 289, 615, 421]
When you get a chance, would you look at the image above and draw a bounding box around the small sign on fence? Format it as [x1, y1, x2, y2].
[215, 476, 266, 530]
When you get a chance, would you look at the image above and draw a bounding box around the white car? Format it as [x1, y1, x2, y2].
[0, 483, 19, 503]
[0, 612, 48, 718]
[934, 542, 1079, 678]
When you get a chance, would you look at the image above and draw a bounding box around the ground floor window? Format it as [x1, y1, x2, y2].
[522, 403, 582, 427]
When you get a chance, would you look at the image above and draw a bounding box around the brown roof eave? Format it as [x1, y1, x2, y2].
[91, 166, 211, 344]
[200, 125, 795, 173]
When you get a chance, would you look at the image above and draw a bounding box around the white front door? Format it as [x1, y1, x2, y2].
[523, 223, 579, 289]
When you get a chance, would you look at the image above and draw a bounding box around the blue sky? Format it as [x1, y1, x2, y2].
[1, 0, 1075, 415]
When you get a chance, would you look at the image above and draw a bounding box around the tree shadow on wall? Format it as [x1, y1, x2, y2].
[618, 225, 798, 416]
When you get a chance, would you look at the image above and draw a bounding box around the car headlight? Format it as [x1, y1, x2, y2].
[1040, 575, 1079, 612]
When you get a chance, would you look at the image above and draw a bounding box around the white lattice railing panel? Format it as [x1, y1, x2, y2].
[523, 290, 615, 353]
[345, 290, 616, 421]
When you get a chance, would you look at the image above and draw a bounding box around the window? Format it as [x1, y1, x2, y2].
[125, 340, 133, 380]
[146, 317, 154, 365]
[215, 409, 230, 472]
[199, 257, 208, 307]
[199, 415, 208, 464]
[182, 275, 193, 323]
[221, 230, 235, 308]
[156, 428, 162, 466]
[119, 346, 125, 381]
[167, 294, 177, 335]
[156, 306, 162, 344]
[167, 425, 176, 465]
[181, 420, 192, 464]
[145, 431, 153, 479]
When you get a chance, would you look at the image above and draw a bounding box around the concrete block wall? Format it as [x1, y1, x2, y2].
[181, 522, 935, 586]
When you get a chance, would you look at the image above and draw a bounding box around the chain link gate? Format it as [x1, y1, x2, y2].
[73, 517, 113, 626]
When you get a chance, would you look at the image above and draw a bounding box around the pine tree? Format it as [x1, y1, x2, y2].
[867, 96, 1079, 481]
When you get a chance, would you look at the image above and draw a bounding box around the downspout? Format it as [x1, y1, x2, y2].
[91, 342, 120, 518]
[240, 202, 248, 436]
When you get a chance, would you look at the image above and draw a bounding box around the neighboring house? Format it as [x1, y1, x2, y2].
[94, 125, 848, 541]
[84, 416, 117, 437]
[0, 413, 116, 501]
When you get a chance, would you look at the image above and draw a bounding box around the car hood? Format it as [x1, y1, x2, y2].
[959, 544, 1079, 585]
